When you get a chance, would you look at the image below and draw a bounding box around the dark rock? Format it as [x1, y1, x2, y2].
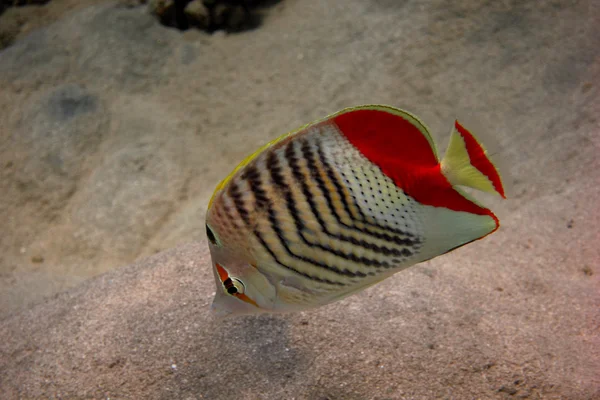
[0, 6, 22, 48]
[147, 0, 281, 32]
[0, 2, 51, 48]
[0, 0, 49, 16]
[184, 0, 209, 29]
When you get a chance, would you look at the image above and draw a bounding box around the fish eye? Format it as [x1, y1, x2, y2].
[223, 277, 245, 295]
[206, 224, 217, 245]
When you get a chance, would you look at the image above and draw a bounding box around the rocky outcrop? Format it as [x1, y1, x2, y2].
[146, 0, 281, 32]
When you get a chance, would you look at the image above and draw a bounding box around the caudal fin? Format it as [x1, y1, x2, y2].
[440, 121, 506, 198]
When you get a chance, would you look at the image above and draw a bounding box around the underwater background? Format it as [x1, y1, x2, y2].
[0, 0, 598, 398]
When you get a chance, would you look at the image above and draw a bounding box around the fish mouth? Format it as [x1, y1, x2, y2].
[209, 287, 262, 318]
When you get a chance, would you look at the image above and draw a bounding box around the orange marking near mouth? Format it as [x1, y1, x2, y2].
[215, 263, 259, 308]
[215, 263, 229, 282]
[235, 293, 259, 308]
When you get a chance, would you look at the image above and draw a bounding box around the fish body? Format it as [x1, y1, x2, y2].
[206, 105, 506, 317]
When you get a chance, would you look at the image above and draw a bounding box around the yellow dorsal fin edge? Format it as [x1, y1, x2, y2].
[207, 104, 434, 209]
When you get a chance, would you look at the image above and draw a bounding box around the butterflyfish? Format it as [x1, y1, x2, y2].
[205, 105, 506, 317]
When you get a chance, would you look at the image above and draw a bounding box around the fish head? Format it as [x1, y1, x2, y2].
[206, 223, 277, 318]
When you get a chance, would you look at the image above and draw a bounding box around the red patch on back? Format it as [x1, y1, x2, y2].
[455, 121, 506, 198]
[332, 109, 498, 226]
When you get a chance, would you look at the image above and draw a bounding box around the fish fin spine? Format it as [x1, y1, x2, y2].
[441, 121, 506, 198]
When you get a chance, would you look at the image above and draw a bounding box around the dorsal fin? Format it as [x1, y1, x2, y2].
[332, 106, 440, 194]
[333, 106, 440, 168]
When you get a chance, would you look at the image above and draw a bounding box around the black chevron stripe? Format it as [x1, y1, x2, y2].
[228, 179, 345, 286]
[265, 142, 384, 271]
[303, 139, 414, 258]
[243, 161, 360, 283]
[314, 140, 420, 249]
